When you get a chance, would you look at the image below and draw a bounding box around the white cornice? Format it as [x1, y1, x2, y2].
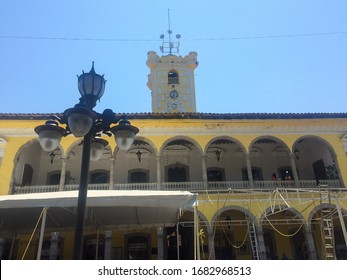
[138, 125, 347, 135]
[0, 128, 37, 138]
[1, 124, 347, 138]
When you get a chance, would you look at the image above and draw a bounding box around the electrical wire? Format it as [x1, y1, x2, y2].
[186, 31, 347, 41]
[0, 31, 346, 42]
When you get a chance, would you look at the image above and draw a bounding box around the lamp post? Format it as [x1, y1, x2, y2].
[35, 63, 139, 259]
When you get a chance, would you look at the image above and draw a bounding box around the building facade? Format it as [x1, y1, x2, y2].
[0, 48, 347, 260]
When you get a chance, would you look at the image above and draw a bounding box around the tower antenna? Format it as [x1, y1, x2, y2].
[159, 9, 181, 55]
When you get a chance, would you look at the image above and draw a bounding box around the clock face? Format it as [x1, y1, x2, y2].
[169, 90, 179, 99]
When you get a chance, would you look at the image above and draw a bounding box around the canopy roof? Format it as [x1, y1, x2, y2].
[0, 190, 198, 233]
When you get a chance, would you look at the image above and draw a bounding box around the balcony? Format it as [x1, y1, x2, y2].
[12, 179, 342, 195]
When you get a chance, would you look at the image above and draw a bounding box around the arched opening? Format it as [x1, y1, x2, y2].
[90, 170, 109, 184]
[125, 233, 151, 260]
[83, 234, 105, 260]
[22, 164, 33, 186]
[293, 136, 342, 187]
[161, 138, 203, 190]
[47, 170, 62, 185]
[65, 140, 111, 189]
[165, 210, 208, 260]
[168, 70, 179, 84]
[207, 167, 225, 181]
[249, 137, 293, 188]
[128, 169, 149, 183]
[12, 139, 64, 193]
[212, 208, 255, 260]
[114, 138, 157, 187]
[309, 204, 347, 260]
[260, 206, 307, 260]
[167, 164, 189, 182]
[205, 137, 248, 189]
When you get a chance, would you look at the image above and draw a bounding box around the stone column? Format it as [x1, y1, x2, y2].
[59, 158, 67, 191]
[156, 156, 162, 190]
[255, 224, 267, 260]
[201, 155, 208, 189]
[49, 232, 60, 260]
[207, 231, 215, 260]
[290, 153, 300, 187]
[109, 158, 115, 190]
[304, 226, 317, 260]
[246, 154, 254, 188]
[157, 227, 165, 260]
[104, 230, 113, 260]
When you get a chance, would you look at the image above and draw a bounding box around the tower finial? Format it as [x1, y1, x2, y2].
[159, 9, 181, 55]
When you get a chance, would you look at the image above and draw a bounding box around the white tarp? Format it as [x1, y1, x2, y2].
[0, 190, 197, 209]
[0, 190, 198, 231]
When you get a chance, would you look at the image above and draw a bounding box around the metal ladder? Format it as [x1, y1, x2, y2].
[321, 207, 335, 259]
[242, 200, 260, 260]
[320, 189, 336, 260]
[247, 219, 261, 260]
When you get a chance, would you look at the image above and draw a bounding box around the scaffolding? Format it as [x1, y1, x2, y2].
[200, 185, 347, 260]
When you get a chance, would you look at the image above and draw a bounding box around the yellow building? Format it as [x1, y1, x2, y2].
[0, 43, 347, 260]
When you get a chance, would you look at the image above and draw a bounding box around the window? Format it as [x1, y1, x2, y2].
[241, 167, 263, 181]
[129, 170, 149, 183]
[47, 171, 70, 185]
[83, 235, 105, 260]
[48, 172, 61, 185]
[22, 164, 33, 186]
[125, 234, 150, 260]
[207, 168, 225, 181]
[90, 171, 109, 184]
[168, 70, 179, 84]
[167, 165, 188, 182]
[312, 159, 328, 180]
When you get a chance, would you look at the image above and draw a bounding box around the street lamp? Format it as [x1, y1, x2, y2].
[34, 62, 139, 259]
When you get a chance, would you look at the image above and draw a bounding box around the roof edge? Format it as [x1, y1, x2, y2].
[1, 112, 347, 120]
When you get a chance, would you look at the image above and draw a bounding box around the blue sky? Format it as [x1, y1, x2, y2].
[1, 0, 346, 114]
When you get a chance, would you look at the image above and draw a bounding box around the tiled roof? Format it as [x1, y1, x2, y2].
[1, 112, 347, 120]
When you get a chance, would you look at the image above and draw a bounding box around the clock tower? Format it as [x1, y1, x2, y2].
[146, 28, 198, 113]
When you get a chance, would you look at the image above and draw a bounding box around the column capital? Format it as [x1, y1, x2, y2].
[51, 232, 59, 240]
[105, 230, 112, 238]
[289, 152, 297, 160]
[157, 226, 164, 235]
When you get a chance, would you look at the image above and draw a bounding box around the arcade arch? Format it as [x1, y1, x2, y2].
[249, 136, 292, 182]
[293, 136, 341, 186]
[11, 139, 64, 192]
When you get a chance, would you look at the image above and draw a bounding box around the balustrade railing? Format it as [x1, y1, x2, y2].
[13, 185, 60, 194]
[11, 179, 342, 194]
[162, 181, 204, 191]
[299, 179, 340, 188]
[253, 180, 296, 189]
[113, 183, 157, 190]
[64, 183, 109, 191]
[208, 181, 249, 190]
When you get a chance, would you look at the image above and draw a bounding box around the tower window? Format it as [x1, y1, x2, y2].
[168, 70, 179, 84]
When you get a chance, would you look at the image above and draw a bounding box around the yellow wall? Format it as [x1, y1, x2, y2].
[1, 117, 347, 194]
